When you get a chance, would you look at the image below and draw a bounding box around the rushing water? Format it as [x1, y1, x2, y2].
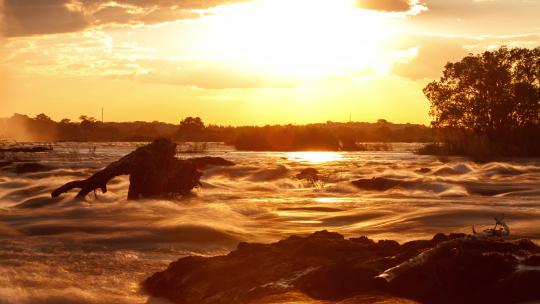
[1, 142, 540, 303]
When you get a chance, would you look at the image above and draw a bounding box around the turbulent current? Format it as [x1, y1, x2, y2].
[1, 142, 539, 303]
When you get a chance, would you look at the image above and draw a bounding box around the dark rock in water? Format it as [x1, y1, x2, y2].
[416, 168, 431, 173]
[188, 156, 235, 169]
[464, 181, 531, 196]
[0, 146, 52, 153]
[296, 168, 320, 181]
[523, 255, 540, 266]
[0, 161, 13, 168]
[143, 231, 540, 304]
[14, 163, 51, 174]
[52, 138, 203, 200]
[351, 177, 404, 191]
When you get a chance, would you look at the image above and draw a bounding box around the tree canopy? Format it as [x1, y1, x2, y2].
[424, 46, 540, 138]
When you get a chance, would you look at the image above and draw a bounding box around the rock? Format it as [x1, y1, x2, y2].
[14, 162, 51, 174]
[296, 168, 320, 181]
[351, 177, 404, 191]
[0, 161, 13, 168]
[416, 168, 431, 173]
[0, 146, 53, 153]
[143, 231, 540, 304]
[523, 255, 540, 266]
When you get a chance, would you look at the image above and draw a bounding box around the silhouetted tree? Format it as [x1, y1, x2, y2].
[423, 46, 540, 157]
[79, 115, 97, 123]
[35, 113, 53, 122]
[179, 117, 205, 133]
[424, 46, 540, 138]
[177, 117, 206, 141]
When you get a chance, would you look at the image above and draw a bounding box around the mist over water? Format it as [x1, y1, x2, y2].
[1, 142, 540, 303]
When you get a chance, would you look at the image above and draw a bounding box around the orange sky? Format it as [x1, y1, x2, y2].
[1, 0, 539, 125]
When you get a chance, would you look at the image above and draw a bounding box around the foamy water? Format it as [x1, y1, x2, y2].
[1, 142, 540, 303]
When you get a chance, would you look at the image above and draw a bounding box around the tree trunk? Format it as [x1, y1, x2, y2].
[51, 139, 202, 199]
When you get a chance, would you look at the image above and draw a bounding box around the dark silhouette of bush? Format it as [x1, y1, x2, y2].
[423, 46, 540, 158]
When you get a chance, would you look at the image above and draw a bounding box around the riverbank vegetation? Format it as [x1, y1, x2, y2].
[421, 46, 540, 159]
[0, 114, 433, 151]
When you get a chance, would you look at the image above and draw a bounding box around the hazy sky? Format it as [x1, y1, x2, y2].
[1, 0, 539, 125]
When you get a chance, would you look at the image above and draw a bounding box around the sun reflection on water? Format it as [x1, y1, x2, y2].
[287, 152, 343, 164]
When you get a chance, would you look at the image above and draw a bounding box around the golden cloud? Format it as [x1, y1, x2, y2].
[2, 0, 247, 37]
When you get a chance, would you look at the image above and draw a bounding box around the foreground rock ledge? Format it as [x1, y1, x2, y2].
[143, 231, 540, 304]
[51, 138, 234, 199]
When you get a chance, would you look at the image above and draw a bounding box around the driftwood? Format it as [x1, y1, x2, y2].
[52, 139, 203, 200]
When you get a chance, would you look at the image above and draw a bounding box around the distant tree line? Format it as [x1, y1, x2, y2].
[0, 113, 434, 150]
[421, 46, 540, 158]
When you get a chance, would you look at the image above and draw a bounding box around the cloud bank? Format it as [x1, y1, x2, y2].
[2, 0, 247, 37]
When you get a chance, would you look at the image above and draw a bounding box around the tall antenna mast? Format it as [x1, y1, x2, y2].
[101, 107, 104, 123]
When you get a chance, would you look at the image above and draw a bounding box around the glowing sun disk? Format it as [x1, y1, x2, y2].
[200, 0, 393, 77]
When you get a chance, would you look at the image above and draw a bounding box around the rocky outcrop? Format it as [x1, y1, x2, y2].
[0, 146, 53, 153]
[351, 177, 406, 191]
[143, 231, 540, 304]
[14, 163, 52, 174]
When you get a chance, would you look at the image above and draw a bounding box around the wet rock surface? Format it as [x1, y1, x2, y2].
[0, 146, 53, 153]
[296, 168, 320, 181]
[351, 177, 407, 191]
[13, 162, 52, 174]
[143, 231, 540, 304]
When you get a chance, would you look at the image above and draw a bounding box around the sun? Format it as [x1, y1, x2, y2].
[197, 0, 394, 78]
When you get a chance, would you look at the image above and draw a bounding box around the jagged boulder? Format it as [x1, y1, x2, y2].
[143, 231, 540, 304]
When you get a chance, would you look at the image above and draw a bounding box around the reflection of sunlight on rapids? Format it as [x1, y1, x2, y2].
[315, 197, 342, 203]
[287, 152, 343, 164]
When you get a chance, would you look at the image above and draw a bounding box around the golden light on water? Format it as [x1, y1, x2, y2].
[287, 152, 343, 164]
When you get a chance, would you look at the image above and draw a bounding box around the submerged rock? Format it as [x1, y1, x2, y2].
[142, 231, 540, 304]
[296, 168, 320, 181]
[14, 162, 52, 174]
[0, 161, 13, 168]
[351, 177, 404, 191]
[0, 146, 53, 153]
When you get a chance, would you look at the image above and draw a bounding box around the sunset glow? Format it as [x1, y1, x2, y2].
[288, 152, 343, 164]
[1, 1, 540, 302]
[200, 0, 394, 77]
[1, 0, 539, 125]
